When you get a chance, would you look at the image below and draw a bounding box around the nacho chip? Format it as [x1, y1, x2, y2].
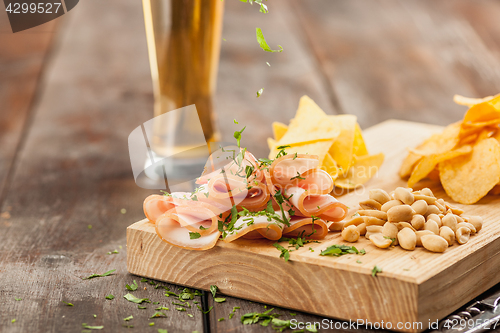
[407, 145, 472, 188]
[321, 153, 339, 181]
[453, 94, 498, 107]
[268, 140, 334, 165]
[272, 122, 288, 141]
[353, 123, 368, 157]
[277, 96, 340, 146]
[439, 138, 500, 204]
[335, 153, 385, 189]
[400, 122, 461, 178]
[328, 115, 357, 171]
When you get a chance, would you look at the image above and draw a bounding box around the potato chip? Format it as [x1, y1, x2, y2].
[400, 122, 461, 178]
[335, 153, 385, 189]
[268, 140, 334, 165]
[328, 115, 357, 171]
[439, 138, 500, 204]
[353, 123, 368, 157]
[490, 184, 500, 196]
[463, 95, 500, 124]
[453, 94, 498, 107]
[272, 122, 288, 141]
[276, 96, 340, 146]
[321, 153, 339, 181]
[407, 145, 472, 188]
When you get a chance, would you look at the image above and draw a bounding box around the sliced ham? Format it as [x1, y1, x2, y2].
[283, 216, 329, 239]
[222, 210, 288, 242]
[269, 154, 319, 186]
[285, 187, 348, 222]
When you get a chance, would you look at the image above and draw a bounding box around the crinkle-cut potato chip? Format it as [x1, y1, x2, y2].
[407, 145, 472, 188]
[463, 95, 500, 125]
[321, 153, 339, 181]
[335, 153, 384, 189]
[439, 138, 500, 204]
[399, 122, 461, 178]
[453, 94, 498, 107]
[272, 122, 288, 141]
[328, 115, 357, 171]
[268, 140, 335, 165]
[276, 96, 340, 146]
[353, 123, 368, 157]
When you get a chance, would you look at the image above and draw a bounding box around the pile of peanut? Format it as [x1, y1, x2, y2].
[332, 187, 483, 253]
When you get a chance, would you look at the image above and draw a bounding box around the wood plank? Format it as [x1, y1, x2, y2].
[0, 0, 201, 331]
[0, 13, 56, 205]
[290, 0, 500, 128]
[128, 119, 500, 332]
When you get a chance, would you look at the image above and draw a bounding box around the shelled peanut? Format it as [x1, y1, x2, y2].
[330, 187, 483, 253]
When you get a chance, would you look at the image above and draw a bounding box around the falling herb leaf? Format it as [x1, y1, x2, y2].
[266, 62, 270, 66]
[233, 127, 246, 148]
[150, 312, 167, 318]
[256, 88, 264, 98]
[105, 294, 114, 300]
[123, 293, 150, 304]
[124, 315, 133, 321]
[81, 323, 103, 330]
[126, 280, 138, 291]
[233, 119, 238, 124]
[214, 298, 226, 303]
[256, 28, 282, 52]
[372, 265, 383, 277]
[62, 301, 74, 307]
[83, 269, 116, 280]
[210, 285, 218, 298]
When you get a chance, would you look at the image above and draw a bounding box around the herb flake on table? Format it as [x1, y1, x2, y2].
[107, 249, 119, 255]
[81, 323, 103, 330]
[214, 297, 226, 303]
[210, 285, 218, 298]
[372, 265, 383, 277]
[273, 243, 290, 261]
[150, 311, 167, 318]
[123, 293, 150, 304]
[14, 297, 21, 301]
[61, 300, 74, 306]
[158, 329, 168, 333]
[123, 315, 133, 321]
[83, 269, 116, 280]
[126, 280, 138, 291]
[256, 28, 283, 53]
[105, 294, 114, 300]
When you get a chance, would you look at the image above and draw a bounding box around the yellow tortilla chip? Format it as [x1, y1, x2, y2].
[272, 122, 288, 141]
[353, 123, 368, 157]
[335, 153, 385, 189]
[328, 115, 357, 171]
[277, 96, 340, 146]
[400, 122, 461, 178]
[407, 145, 472, 188]
[321, 153, 339, 181]
[439, 138, 500, 204]
[453, 94, 498, 107]
[268, 140, 334, 165]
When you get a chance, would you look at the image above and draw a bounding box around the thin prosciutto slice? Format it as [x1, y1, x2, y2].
[285, 187, 348, 222]
[222, 210, 289, 242]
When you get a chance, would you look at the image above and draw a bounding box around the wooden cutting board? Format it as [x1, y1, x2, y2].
[127, 120, 500, 332]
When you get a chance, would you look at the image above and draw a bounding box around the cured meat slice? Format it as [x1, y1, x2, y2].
[156, 213, 221, 251]
[285, 187, 348, 222]
[283, 216, 329, 239]
[163, 205, 219, 236]
[222, 210, 289, 242]
[269, 154, 319, 186]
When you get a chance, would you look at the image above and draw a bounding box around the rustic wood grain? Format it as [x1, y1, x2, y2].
[0, 13, 56, 205]
[128, 120, 500, 332]
[290, 0, 500, 129]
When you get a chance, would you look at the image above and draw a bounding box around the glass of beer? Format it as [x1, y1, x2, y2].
[142, 0, 224, 181]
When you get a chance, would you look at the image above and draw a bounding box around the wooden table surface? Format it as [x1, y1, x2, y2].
[1, 0, 500, 332]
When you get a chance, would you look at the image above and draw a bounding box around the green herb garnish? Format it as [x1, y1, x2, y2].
[273, 243, 290, 261]
[256, 28, 283, 53]
[123, 293, 150, 304]
[372, 265, 382, 277]
[62, 301, 74, 306]
[320, 244, 365, 257]
[81, 323, 103, 330]
[126, 280, 138, 291]
[214, 297, 226, 303]
[189, 232, 201, 239]
[256, 88, 264, 98]
[150, 312, 167, 318]
[83, 269, 116, 280]
[105, 294, 114, 300]
[124, 315, 133, 321]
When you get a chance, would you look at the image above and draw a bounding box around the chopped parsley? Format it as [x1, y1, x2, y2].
[234, 126, 246, 148]
[81, 323, 103, 330]
[61, 301, 74, 306]
[126, 280, 138, 291]
[123, 293, 150, 304]
[14, 297, 21, 301]
[107, 249, 119, 255]
[320, 244, 365, 257]
[123, 315, 133, 321]
[189, 232, 201, 239]
[256, 88, 264, 98]
[218, 318, 225, 322]
[105, 294, 114, 300]
[82, 269, 116, 280]
[273, 243, 290, 261]
[256, 28, 283, 53]
[372, 265, 383, 277]
[150, 312, 167, 318]
[214, 298, 226, 303]
[210, 285, 218, 298]
[290, 172, 305, 181]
